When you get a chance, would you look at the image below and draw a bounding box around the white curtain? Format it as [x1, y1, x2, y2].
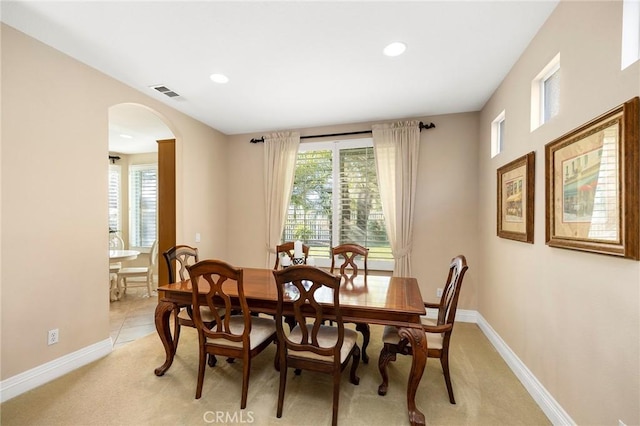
[372, 121, 420, 277]
[264, 132, 300, 268]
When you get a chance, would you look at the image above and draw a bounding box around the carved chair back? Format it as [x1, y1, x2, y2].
[187, 259, 250, 345]
[163, 245, 199, 283]
[273, 265, 343, 364]
[330, 243, 369, 279]
[274, 241, 310, 269]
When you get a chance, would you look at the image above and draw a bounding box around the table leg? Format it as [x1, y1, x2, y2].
[398, 326, 427, 426]
[154, 299, 177, 376]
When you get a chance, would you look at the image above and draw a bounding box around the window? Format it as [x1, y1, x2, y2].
[491, 110, 506, 158]
[531, 53, 560, 131]
[108, 164, 121, 233]
[284, 138, 392, 269]
[542, 68, 560, 122]
[622, 0, 640, 70]
[129, 164, 157, 249]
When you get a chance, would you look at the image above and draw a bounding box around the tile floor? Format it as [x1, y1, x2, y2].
[109, 287, 158, 349]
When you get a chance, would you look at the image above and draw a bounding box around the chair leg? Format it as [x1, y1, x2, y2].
[116, 276, 123, 298]
[207, 354, 217, 367]
[377, 344, 396, 396]
[440, 353, 456, 404]
[240, 356, 251, 409]
[331, 371, 340, 426]
[195, 345, 207, 399]
[355, 322, 370, 364]
[276, 358, 287, 418]
[109, 274, 118, 301]
[145, 272, 152, 297]
[350, 345, 361, 385]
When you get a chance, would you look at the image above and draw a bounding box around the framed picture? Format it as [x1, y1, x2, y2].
[545, 97, 639, 260]
[497, 151, 535, 243]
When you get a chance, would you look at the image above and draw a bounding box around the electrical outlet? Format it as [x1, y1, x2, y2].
[436, 288, 443, 297]
[195, 233, 201, 243]
[47, 328, 59, 345]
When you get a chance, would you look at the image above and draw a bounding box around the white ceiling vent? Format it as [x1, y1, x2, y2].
[150, 85, 180, 98]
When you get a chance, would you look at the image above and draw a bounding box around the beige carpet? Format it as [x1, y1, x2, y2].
[1, 323, 549, 425]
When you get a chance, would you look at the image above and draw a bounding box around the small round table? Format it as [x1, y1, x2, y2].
[109, 250, 140, 301]
[109, 250, 140, 262]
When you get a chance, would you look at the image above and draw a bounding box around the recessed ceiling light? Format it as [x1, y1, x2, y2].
[210, 73, 229, 84]
[119, 134, 133, 139]
[383, 42, 407, 57]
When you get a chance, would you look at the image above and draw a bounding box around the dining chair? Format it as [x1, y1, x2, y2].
[108, 233, 125, 295]
[186, 259, 277, 408]
[330, 243, 369, 279]
[109, 263, 121, 302]
[273, 241, 310, 269]
[377, 254, 468, 403]
[162, 245, 222, 367]
[330, 243, 371, 363]
[272, 265, 360, 426]
[117, 239, 158, 297]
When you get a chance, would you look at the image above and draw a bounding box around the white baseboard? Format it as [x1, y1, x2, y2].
[475, 312, 575, 425]
[425, 308, 477, 323]
[0, 338, 113, 403]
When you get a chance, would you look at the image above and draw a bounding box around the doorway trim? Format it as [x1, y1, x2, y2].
[157, 138, 176, 286]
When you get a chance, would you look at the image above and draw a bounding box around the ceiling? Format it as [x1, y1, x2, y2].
[2, 1, 559, 153]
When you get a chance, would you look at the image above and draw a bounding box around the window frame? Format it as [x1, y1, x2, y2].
[289, 138, 393, 271]
[531, 53, 561, 131]
[622, 0, 640, 70]
[491, 110, 506, 158]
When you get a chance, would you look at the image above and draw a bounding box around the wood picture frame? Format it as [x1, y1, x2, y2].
[545, 97, 639, 260]
[497, 151, 535, 243]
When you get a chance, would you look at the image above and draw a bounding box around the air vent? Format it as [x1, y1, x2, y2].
[150, 85, 180, 98]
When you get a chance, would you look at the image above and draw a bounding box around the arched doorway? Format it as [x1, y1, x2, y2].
[108, 103, 176, 288]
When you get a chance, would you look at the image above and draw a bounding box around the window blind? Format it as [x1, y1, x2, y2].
[339, 146, 391, 259]
[108, 164, 121, 232]
[129, 164, 157, 248]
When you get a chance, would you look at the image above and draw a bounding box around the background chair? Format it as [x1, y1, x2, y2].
[187, 259, 277, 408]
[164, 244, 199, 284]
[109, 233, 125, 300]
[377, 254, 468, 403]
[330, 243, 371, 363]
[272, 265, 360, 426]
[163, 245, 221, 366]
[330, 243, 369, 279]
[274, 241, 309, 269]
[117, 239, 158, 297]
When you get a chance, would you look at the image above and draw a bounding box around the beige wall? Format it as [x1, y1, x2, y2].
[478, 1, 639, 424]
[226, 114, 480, 310]
[0, 24, 228, 379]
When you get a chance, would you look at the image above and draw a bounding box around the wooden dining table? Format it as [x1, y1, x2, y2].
[154, 267, 429, 426]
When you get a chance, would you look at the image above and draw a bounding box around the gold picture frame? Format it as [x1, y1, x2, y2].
[497, 151, 535, 243]
[545, 97, 639, 259]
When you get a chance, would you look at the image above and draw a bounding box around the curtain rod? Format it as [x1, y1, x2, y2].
[249, 121, 435, 144]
